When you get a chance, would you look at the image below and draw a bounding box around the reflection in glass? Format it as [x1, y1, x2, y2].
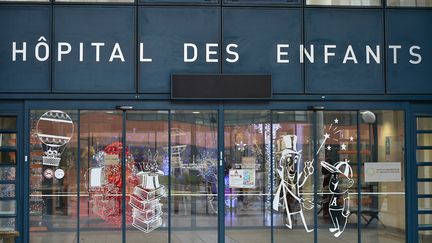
[224, 110, 271, 242]
[126, 111, 169, 243]
[170, 111, 218, 243]
[0, 117, 16, 130]
[0, 133, 16, 147]
[273, 111, 314, 243]
[80, 110, 123, 243]
[317, 111, 358, 242]
[419, 198, 432, 210]
[418, 166, 432, 179]
[0, 167, 15, 180]
[0, 184, 15, 198]
[418, 182, 432, 195]
[418, 134, 432, 147]
[417, 149, 432, 163]
[419, 231, 432, 243]
[29, 110, 78, 242]
[387, 0, 432, 6]
[225, 0, 301, 4]
[0, 200, 16, 215]
[56, 0, 133, 2]
[0, 217, 15, 231]
[361, 110, 405, 243]
[0, 151, 16, 164]
[307, 0, 380, 5]
[417, 117, 432, 130]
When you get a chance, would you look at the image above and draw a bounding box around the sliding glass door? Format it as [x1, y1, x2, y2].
[28, 107, 406, 243]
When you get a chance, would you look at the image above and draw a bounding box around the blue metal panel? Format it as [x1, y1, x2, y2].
[141, 0, 218, 3]
[138, 7, 220, 93]
[304, 9, 384, 94]
[386, 10, 432, 94]
[53, 6, 136, 93]
[222, 8, 303, 94]
[0, 6, 51, 93]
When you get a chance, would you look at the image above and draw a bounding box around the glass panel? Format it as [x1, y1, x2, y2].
[0, 217, 15, 231]
[272, 111, 314, 243]
[418, 166, 432, 179]
[29, 110, 78, 242]
[0, 151, 16, 164]
[317, 111, 358, 242]
[56, 0, 133, 2]
[224, 0, 301, 4]
[0, 167, 15, 180]
[418, 182, 432, 195]
[126, 111, 169, 242]
[388, 0, 432, 6]
[419, 198, 432, 210]
[0, 133, 16, 147]
[224, 110, 271, 243]
[360, 110, 406, 243]
[0, 0, 47, 1]
[418, 134, 432, 147]
[0, 200, 16, 215]
[306, 0, 381, 6]
[142, 0, 217, 2]
[0, 117, 16, 130]
[419, 214, 432, 225]
[170, 110, 218, 242]
[79, 110, 123, 242]
[419, 231, 432, 243]
[418, 118, 432, 130]
[417, 149, 432, 163]
[0, 184, 15, 197]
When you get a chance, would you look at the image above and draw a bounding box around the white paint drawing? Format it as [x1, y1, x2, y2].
[273, 134, 329, 232]
[321, 159, 354, 238]
[273, 118, 352, 233]
[36, 110, 74, 167]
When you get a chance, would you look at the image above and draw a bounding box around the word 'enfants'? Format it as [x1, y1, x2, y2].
[10, 37, 423, 64]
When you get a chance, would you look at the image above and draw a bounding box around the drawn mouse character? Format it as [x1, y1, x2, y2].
[320, 159, 354, 238]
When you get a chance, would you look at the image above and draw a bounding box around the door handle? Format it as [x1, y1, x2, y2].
[219, 151, 223, 167]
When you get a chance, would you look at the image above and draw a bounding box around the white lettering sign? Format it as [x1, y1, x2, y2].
[364, 162, 402, 182]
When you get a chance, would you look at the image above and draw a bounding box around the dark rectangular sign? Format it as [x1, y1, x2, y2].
[171, 74, 272, 99]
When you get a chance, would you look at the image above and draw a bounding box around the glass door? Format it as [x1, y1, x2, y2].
[223, 110, 359, 243]
[27, 107, 407, 243]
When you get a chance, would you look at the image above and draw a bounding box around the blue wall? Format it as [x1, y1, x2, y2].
[0, 5, 430, 95]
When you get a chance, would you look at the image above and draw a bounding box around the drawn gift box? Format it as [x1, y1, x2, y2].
[133, 185, 165, 201]
[129, 195, 160, 211]
[132, 216, 162, 233]
[91, 195, 117, 217]
[132, 203, 163, 222]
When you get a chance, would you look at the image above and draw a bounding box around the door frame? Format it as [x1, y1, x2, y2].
[409, 103, 432, 243]
[0, 101, 24, 243]
[23, 100, 412, 243]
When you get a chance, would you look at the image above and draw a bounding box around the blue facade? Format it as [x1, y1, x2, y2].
[0, 1, 431, 243]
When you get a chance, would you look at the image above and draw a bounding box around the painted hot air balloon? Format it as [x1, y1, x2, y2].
[36, 110, 74, 166]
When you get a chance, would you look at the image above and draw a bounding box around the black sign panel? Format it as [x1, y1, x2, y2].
[171, 74, 272, 99]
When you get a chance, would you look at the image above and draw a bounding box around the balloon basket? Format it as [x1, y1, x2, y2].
[42, 156, 61, 166]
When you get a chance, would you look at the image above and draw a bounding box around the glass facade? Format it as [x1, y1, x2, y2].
[24, 109, 410, 242]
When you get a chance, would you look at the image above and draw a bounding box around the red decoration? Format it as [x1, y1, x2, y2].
[88, 142, 139, 226]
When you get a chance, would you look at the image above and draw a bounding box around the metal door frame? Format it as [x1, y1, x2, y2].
[0, 101, 23, 243]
